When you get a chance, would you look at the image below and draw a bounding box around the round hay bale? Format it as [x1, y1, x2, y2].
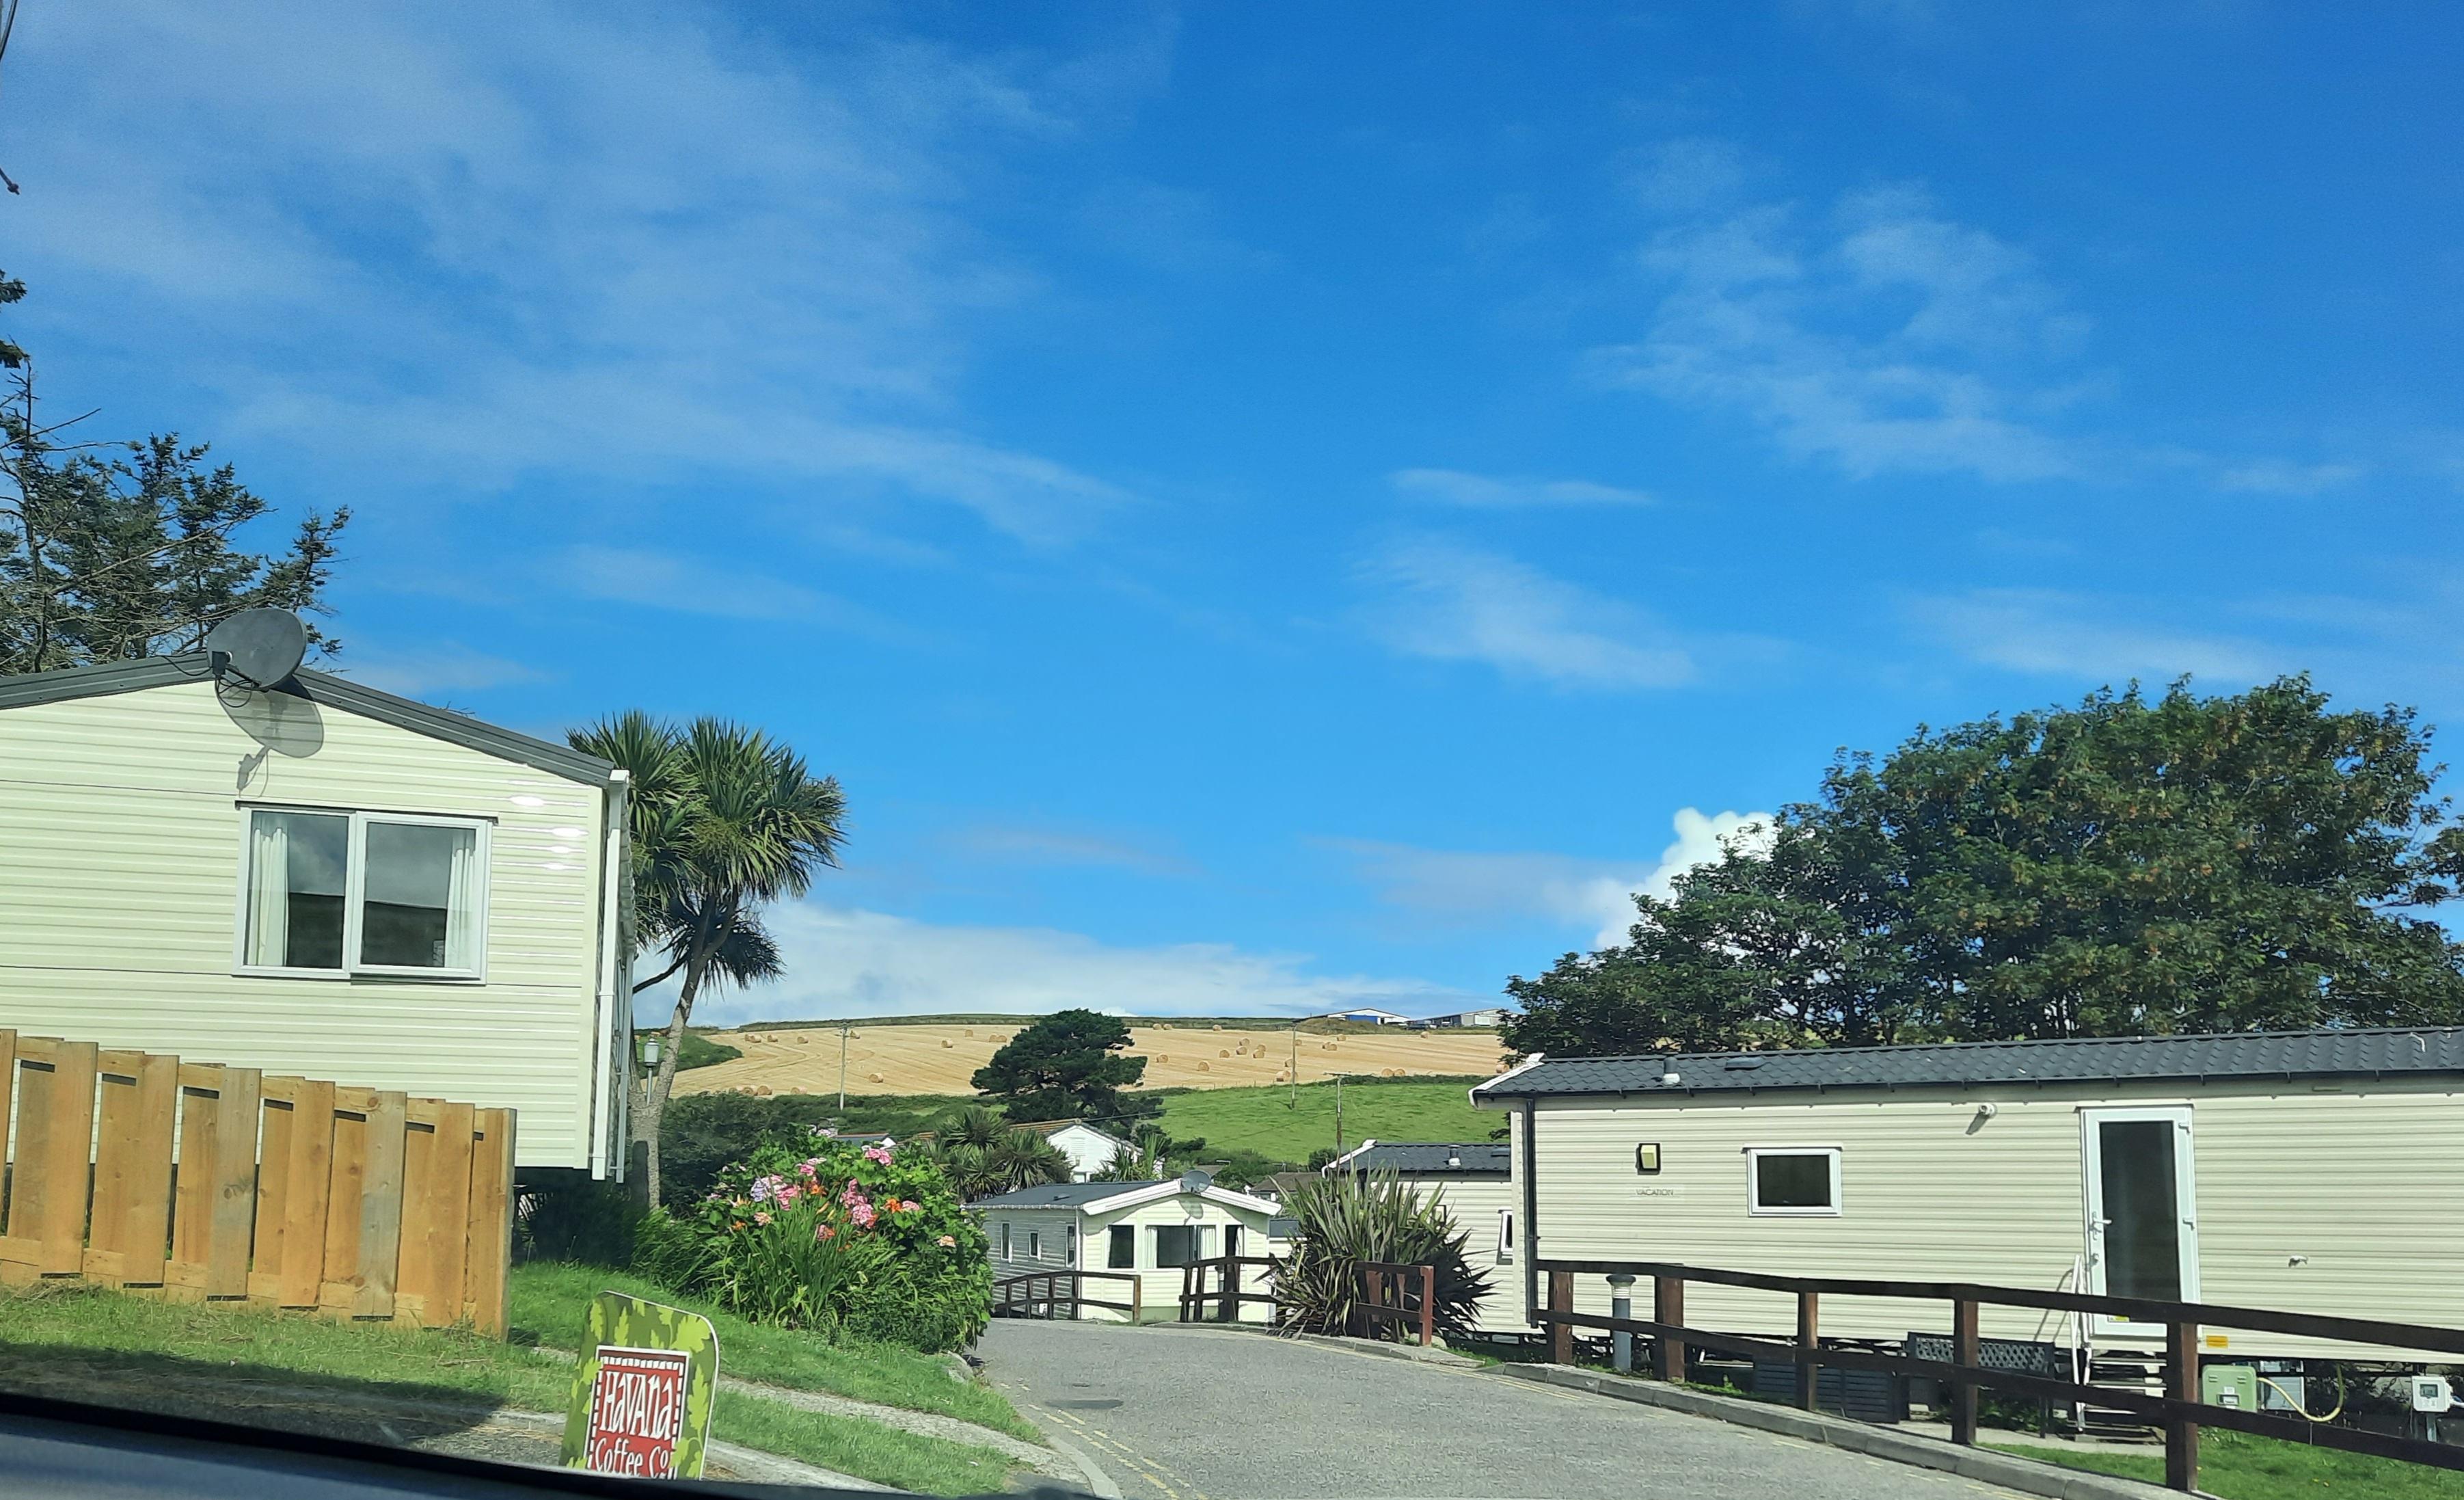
[1210, 1024, 1225, 1032]
[940, 1039, 954, 1048]
[1155, 1054, 1169, 1064]
[867, 1071, 885, 1084]
[795, 1034, 810, 1045]
[1218, 1049, 1231, 1058]
[964, 1029, 975, 1038]
[756, 1085, 774, 1095]
[1195, 1061, 1210, 1072]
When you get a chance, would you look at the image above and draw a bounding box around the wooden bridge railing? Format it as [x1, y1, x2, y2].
[1177, 1254, 1279, 1323]
[1536, 1257, 2464, 1494]
[995, 1268, 1143, 1322]
[1352, 1258, 1435, 1347]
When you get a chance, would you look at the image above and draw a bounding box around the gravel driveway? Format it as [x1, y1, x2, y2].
[978, 1320, 2026, 1500]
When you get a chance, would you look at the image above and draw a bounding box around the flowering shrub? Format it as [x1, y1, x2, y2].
[670, 1134, 991, 1351]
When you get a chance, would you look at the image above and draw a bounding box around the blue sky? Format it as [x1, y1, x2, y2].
[12, 3, 2463, 1023]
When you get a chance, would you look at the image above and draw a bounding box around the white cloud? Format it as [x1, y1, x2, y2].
[1338, 807, 1776, 949]
[638, 902, 1474, 1024]
[1910, 589, 2279, 682]
[1623, 137, 1757, 216]
[1362, 535, 1696, 691]
[2215, 459, 2366, 496]
[12, 3, 1133, 543]
[1389, 468, 1656, 509]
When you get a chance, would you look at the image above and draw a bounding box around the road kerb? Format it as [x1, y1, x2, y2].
[1498, 1365, 2178, 1500]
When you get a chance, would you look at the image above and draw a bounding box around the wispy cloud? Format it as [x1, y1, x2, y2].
[560, 546, 915, 640]
[1389, 468, 1656, 509]
[640, 902, 1474, 1024]
[1594, 168, 2355, 493]
[337, 643, 545, 697]
[946, 822, 1200, 878]
[1910, 589, 2281, 682]
[14, 4, 1137, 544]
[1338, 807, 1774, 948]
[1361, 535, 1697, 691]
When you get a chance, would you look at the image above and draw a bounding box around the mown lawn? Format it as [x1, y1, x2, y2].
[1148, 1077, 1493, 1163]
[0, 1280, 1020, 1495]
[1993, 1429, 2464, 1500]
[511, 1261, 1037, 1440]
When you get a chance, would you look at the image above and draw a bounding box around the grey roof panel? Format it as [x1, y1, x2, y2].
[1342, 1142, 1511, 1175]
[0, 653, 617, 787]
[968, 1181, 1153, 1209]
[1473, 1027, 2464, 1101]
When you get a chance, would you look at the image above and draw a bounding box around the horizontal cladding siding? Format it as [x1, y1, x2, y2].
[0, 682, 606, 1168]
[1087, 1194, 1276, 1322]
[1526, 1080, 2464, 1359]
[1408, 1173, 1519, 1331]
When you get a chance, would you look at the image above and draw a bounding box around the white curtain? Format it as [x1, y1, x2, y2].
[246, 813, 290, 966]
[442, 827, 481, 971]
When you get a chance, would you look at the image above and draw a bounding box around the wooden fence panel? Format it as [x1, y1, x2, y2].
[88, 1049, 178, 1286]
[0, 1034, 511, 1335]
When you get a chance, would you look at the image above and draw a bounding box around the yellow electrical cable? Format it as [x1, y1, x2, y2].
[2256, 1368, 2344, 1423]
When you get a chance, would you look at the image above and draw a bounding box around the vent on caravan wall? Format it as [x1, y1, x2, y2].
[204, 607, 308, 691]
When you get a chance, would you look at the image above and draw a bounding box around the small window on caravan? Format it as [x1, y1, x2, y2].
[1109, 1224, 1135, 1268]
[1029, 1231, 1040, 1260]
[999, 1222, 1012, 1258]
[1497, 1207, 1515, 1263]
[1747, 1147, 1841, 1216]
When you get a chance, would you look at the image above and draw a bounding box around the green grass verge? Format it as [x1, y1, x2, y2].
[1992, 1430, 2464, 1500]
[675, 1030, 743, 1071]
[511, 1261, 1037, 1441]
[1142, 1077, 1495, 1162]
[0, 1281, 1020, 1496]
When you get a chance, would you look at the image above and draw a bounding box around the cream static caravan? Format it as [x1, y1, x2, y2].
[0, 653, 634, 1178]
[1474, 1029, 2464, 1362]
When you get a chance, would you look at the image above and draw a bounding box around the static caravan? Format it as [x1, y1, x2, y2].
[1329, 1140, 1520, 1332]
[976, 1173, 1281, 1322]
[0, 653, 634, 1179]
[1472, 1029, 2464, 1367]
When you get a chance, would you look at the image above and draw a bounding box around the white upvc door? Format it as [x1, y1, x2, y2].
[2080, 1106, 2200, 1339]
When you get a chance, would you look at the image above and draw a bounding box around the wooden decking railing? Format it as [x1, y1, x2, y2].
[1536, 1257, 2464, 1493]
[1176, 1254, 1279, 1322]
[0, 1030, 517, 1335]
[994, 1268, 1143, 1322]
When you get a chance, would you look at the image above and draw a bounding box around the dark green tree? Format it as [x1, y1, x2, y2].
[970, 1008, 1155, 1125]
[1, 277, 348, 675]
[1503, 678, 2464, 1058]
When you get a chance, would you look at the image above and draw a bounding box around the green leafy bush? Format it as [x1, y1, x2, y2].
[517, 1174, 647, 1266]
[1274, 1167, 1491, 1345]
[676, 1030, 744, 1071]
[666, 1134, 991, 1352]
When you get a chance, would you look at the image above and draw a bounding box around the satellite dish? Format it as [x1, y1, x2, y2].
[204, 607, 308, 690]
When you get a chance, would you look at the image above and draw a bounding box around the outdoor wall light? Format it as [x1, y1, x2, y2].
[1635, 1143, 1662, 1175]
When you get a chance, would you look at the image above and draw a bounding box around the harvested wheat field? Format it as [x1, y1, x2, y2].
[673, 1021, 1512, 1099]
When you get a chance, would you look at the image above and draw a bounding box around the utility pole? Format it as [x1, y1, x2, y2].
[1289, 1023, 1299, 1109]
[1335, 1071, 1346, 1153]
[837, 1022, 854, 1110]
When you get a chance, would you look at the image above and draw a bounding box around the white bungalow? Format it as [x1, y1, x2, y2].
[0, 652, 634, 1179]
[977, 1172, 1282, 1322]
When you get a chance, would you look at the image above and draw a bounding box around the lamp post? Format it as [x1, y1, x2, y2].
[837, 1021, 853, 1110]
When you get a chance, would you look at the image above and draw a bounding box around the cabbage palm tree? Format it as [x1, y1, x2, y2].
[571, 712, 846, 1203]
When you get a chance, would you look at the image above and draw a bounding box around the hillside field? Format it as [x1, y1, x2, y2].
[1153, 1078, 1494, 1164]
[675, 1019, 1511, 1099]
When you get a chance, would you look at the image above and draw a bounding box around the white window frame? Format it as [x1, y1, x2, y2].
[1497, 1207, 1516, 1263]
[233, 805, 491, 982]
[1745, 1146, 1843, 1218]
[1029, 1229, 1041, 1260]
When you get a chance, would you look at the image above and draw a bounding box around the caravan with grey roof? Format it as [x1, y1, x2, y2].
[1472, 1028, 2464, 1363]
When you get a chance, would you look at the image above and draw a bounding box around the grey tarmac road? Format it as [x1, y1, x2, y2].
[979, 1320, 2028, 1500]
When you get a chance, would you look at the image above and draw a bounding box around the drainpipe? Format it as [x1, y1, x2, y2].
[1521, 1098, 1540, 1328]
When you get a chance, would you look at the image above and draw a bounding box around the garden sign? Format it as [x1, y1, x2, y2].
[560, 1291, 719, 1479]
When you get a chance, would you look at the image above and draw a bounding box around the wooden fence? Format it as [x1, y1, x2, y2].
[1177, 1253, 1278, 1323]
[1536, 1257, 2464, 1494]
[0, 1030, 515, 1336]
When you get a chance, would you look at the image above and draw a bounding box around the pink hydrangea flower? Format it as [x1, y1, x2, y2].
[777, 1185, 800, 1205]
[863, 1143, 895, 1165]
[849, 1200, 876, 1229]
